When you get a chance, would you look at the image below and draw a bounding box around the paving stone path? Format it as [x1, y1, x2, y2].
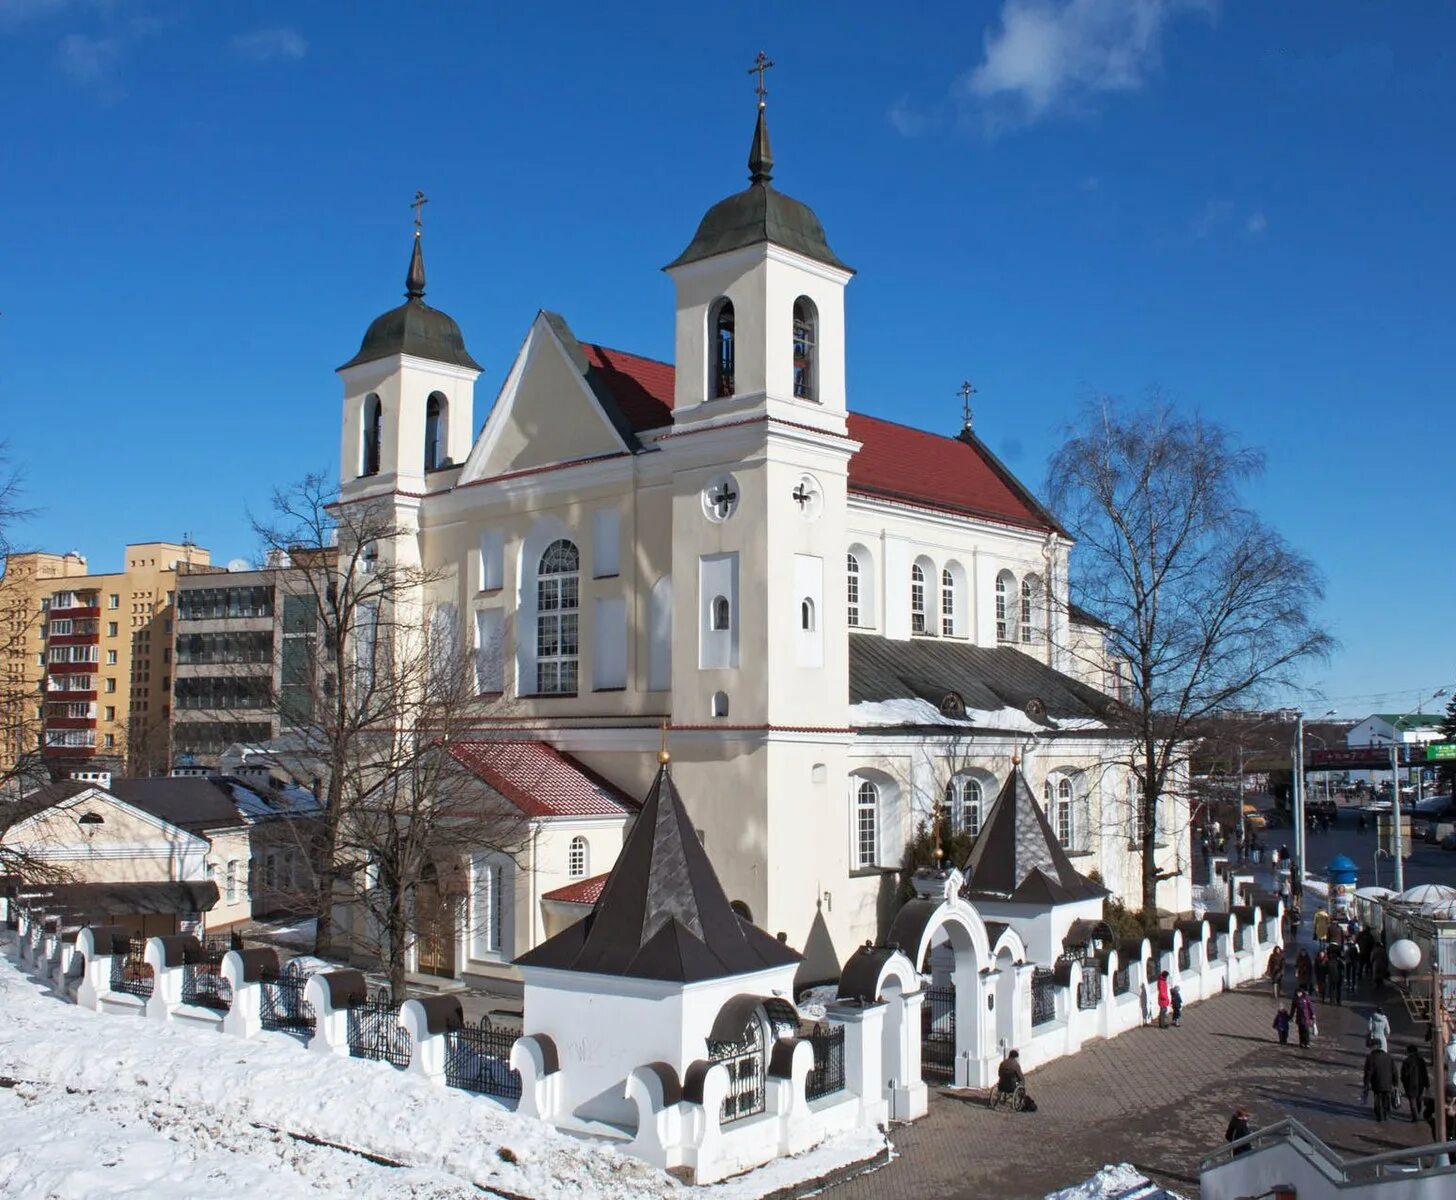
[824, 976, 1435, 1199]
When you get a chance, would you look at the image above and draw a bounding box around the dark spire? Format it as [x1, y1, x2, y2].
[405, 232, 426, 301]
[748, 103, 773, 186]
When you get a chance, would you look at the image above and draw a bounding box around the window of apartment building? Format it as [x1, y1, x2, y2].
[280, 594, 317, 725]
[225, 861, 239, 904]
[105, 679, 116, 693]
[107, 650, 117, 664]
[107, 622, 117, 636]
[104, 734, 115, 748]
[105, 706, 115, 721]
[108, 594, 118, 609]
[49, 619, 73, 635]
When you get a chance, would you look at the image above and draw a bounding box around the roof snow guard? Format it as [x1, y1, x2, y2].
[516, 763, 801, 983]
[960, 770, 1106, 906]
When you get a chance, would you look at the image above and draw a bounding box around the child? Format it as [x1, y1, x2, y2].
[1171, 985, 1184, 1027]
[1273, 1007, 1291, 1046]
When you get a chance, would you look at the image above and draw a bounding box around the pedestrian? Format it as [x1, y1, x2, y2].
[1294, 948, 1313, 994]
[1363, 1042, 1397, 1122]
[1171, 984, 1184, 1028]
[1314, 949, 1330, 1003]
[1267, 945, 1286, 998]
[1225, 1107, 1252, 1154]
[1293, 988, 1316, 1049]
[1328, 946, 1344, 1006]
[1314, 908, 1330, 946]
[1367, 1007, 1391, 1052]
[1401, 1045, 1430, 1124]
[1371, 942, 1388, 992]
[1272, 1006, 1291, 1046]
[1157, 970, 1172, 1029]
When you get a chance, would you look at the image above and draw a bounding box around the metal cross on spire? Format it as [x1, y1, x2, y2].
[958, 379, 977, 433]
[748, 51, 775, 108]
[411, 190, 429, 236]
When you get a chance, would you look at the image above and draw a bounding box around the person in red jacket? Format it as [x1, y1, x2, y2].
[1156, 970, 1172, 1028]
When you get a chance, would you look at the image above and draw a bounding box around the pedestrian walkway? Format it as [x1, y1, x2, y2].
[824, 977, 1433, 1200]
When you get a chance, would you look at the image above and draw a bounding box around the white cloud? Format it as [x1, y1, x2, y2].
[231, 26, 307, 63]
[1190, 198, 1233, 240]
[1245, 211, 1267, 236]
[888, 96, 934, 137]
[962, 0, 1213, 129]
[56, 30, 121, 86]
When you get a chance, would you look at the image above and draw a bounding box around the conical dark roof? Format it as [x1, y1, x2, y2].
[666, 105, 851, 273]
[340, 233, 480, 372]
[960, 770, 1106, 905]
[515, 764, 801, 983]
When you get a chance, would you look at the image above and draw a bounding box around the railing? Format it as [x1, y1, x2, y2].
[920, 986, 956, 1083]
[804, 1023, 845, 1101]
[109, 940, 154, 999]
[346, 992, 411, 1069]
[1030, 967, 1057, 1027]
[1200, 1115, 1456, 1186]
[1077, 967, 1101, 1010]
[444, 1018, 521, 1102]
[1112, 965, 1131, 996]
[259, 960, 315, 1037]
[181, 958, 232, 1011]
[709, 1025, 766, 1124]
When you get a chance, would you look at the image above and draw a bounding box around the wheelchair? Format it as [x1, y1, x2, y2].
[989, 1082, 1028, 1112]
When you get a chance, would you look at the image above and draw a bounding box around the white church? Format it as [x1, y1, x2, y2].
[330, 89, 1192, 989]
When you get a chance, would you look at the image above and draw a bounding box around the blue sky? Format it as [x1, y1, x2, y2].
[2, 0, 1452, 718]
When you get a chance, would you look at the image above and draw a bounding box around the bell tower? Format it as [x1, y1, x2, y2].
[338, 195, 481, 500]
[663, 57, 853, 440]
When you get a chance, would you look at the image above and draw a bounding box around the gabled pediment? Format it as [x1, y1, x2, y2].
[459, 311, 641, 484]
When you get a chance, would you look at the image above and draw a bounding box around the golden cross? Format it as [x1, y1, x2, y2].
[748, 51, 775, 107]
[959, 379, 977, 430]
[411, 190, 429, 234]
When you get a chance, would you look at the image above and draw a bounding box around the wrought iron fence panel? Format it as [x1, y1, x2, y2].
[709, 1025, 766, 1124]
[444, 1019, 521, 1101]
[920, 985, 956, 1083]
[804, 1023, 845, 1100]
[1030, 967, 1057, 1026]
[1112, 964, 1131, 996]
[110, 940, 154, 999]
[180, 961, 232, 1011]
[346, 993, 411, 1069]
[1077, 967, 1102, 1010]
[259, 960, 315, 1037]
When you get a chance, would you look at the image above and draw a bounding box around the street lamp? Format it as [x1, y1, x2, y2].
[1373, 688, 1451, 893]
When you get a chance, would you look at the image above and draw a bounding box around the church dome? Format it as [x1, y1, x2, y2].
[340, 233, 481, 372]
[666, 105, 851, 274]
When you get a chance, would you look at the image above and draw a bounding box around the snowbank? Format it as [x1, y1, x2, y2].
[1046, 1162, 1188, 1200]
[0, 949, 881, 1198]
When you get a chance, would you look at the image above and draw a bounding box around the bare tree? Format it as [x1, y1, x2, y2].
[1047, 399, 1334, 913]
[0, 446, 48, 802]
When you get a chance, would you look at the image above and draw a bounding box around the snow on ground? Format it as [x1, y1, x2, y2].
[1045, 1162, 1188, 1200]
[0, 947, 882, 1198]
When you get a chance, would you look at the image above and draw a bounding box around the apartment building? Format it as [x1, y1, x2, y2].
[171, 551, 333, 770]
[0, 542, 212, 782]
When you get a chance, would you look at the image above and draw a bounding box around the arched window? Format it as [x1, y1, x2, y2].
[424, 392, 448, 471]
[941, 569, 957, 638]
[360, 394, 382, 477]
[1045, 777, 1074, 848]
[911, 562, 928, 634]
[846, 553, 862, 627]
[800, 597, 815, 631]
[854, 779, 879, 869]
[946, 776, 984, 837]
[711, 690, 730, 718]
[792, 296, 817, 401]
[535, 539, 580, 694]
[710, 298, 735, 399]
[1021, 574, 1041, 643]
[995, 570, 1016, 642]
[567, 836, 588, 879]
[711, 595, 731, 631]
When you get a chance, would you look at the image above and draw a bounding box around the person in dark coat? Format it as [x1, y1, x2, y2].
[1328, 944, 1344, 1006]
[1363, 1045, 1397, 1122]
[1225, 1107, 1253, 1154]
[1267, 945, 1286, 998]
[1313, 949, 1330, 1002]
[1272, 1007, 1291, 1046]
[1401, 1045, 1430, 1124]
[1292, 988, 1316, 1049]
[1294, 948, 1313, 993]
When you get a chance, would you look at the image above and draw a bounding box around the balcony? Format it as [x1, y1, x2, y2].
[49, 605, 101, 620]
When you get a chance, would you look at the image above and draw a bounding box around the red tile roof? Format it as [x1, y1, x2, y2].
[447, 741, 636, 820]
[541, 873, 609, 905]
[583, 343, 1058, 533]
[580, 343, 675, 434]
